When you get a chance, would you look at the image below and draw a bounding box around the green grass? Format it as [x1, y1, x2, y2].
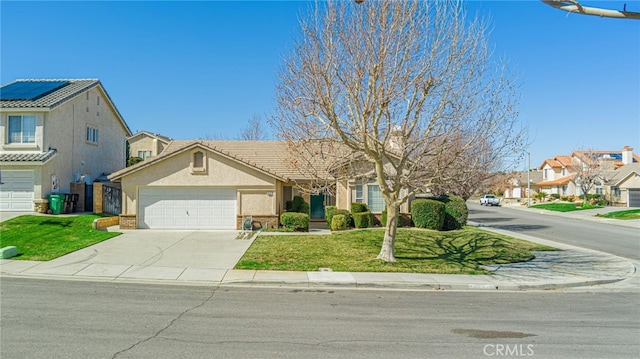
[530, 203, 603, 212]
[0, 214, 121, 261]
[236, 227, 557, 275]
[596, 209, 640, 220]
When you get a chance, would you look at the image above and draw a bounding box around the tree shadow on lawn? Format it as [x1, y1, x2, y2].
[394, 232, 535, 273]
[38, 219, 73, 228]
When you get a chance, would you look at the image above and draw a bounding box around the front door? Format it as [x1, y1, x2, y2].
[310, 194, 325, 220]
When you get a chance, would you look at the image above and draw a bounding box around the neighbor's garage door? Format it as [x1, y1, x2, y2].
[0, 170, 34, 211]
[629, 189, 640, 207]
[138, 187, 237, 229]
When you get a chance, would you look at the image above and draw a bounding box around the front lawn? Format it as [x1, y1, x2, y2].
[596, 209, 640, 220]
[236, 227, 557, 275]
[530, 203, 603, 212]
[0, 214, 121, 261]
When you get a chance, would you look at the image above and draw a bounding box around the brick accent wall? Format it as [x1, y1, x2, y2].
[93, 216, 120, 229]
[119, 214, 137, 229]
[237, 215, 279, 230]
[93, 183, 104, 214]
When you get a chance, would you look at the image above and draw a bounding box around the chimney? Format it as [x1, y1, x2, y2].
[622, 146, 634, 165]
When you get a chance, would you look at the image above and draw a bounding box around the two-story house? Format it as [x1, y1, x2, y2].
[0, 79, 132, 212]
[127, 131, 172, 161]
[536, 146, 639, 204]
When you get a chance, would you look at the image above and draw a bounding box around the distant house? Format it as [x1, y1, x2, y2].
[605, 162, 640, 207]
[0, 79, 132, 212]
[127, 131, 172, 161]
[503, 169, 543, 199]
[108, 140, 411, 230]
[535, 146, 639, 206]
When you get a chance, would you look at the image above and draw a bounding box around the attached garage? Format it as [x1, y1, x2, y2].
[0, 170, 35, 211]
[138, 187, 237, 229]
[629, 189, 640, 207]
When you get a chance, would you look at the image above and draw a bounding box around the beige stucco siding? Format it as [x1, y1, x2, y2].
[119, 149, 278, 215]
[238, 190, 275, 215]
[619, 174, 640, 188]
[128, 135, 168, 158]
[1, 87, 128, 197]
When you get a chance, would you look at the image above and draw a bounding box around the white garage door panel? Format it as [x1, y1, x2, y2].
[0, 170, 35, 211]
[139, 187, 236, 229]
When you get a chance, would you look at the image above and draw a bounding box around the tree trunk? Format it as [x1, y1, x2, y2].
[377, 204, 399, 262]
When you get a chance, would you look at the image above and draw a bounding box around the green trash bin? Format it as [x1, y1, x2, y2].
[49, 194, 65, 215]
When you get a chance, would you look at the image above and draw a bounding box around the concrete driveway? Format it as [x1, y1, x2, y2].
[1, 229, 255, 283]
[54, 230, 252, 270]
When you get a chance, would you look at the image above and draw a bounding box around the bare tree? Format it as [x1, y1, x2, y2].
[237, 114, 269, 140]
[569, 150, 611, 203]
[272, 0, 525, 262]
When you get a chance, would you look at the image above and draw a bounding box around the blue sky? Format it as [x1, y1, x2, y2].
[2, 0, 638, 168]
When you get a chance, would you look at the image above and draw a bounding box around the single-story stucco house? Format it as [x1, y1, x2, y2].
[108, 140, 411, 230]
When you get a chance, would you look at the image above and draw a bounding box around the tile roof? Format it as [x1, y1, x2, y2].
[607, 163, 640, 186]
[110, 140, 323, 182]
[129, 131, 173, 143]
[0, 79, 100, 109]
[536, 174, 575, 186]
[0, 149, 57, 163]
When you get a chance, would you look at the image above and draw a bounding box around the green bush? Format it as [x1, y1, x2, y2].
[325, 206, 337, 227]
[351, 202, 368, 214]
[291, 196, 309, 213]
[550, 194, 560, 200]
[442, 195, 468, 230]
[331, 214, 348, 231]
[334, 209, 353, 228]
[280, 212, 309, 231]
[411, 199, 445, 230]
[353, 211, 372, 228]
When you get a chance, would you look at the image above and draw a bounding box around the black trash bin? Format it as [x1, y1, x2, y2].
[63, 194, 73, 214]
[71, 194, 79, 213]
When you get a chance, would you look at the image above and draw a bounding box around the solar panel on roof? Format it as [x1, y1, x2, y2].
[0, 81, 70, 101]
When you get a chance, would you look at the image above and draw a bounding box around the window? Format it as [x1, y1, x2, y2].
[137, 150, 152, 159]
[595, 187, 603, 195]
[355, 184, 364, 203]
[562, 185, 567, 196]
[86, 127, 98, 144]
[8, 115, 36, 144]
[561, 168, 566, 176]
[367, 185, 385, 212]
[194, 151, 204, 168]
[543, 168, 548, 179]
[613, 187, 621, 198]
[191, 150, 206, 173]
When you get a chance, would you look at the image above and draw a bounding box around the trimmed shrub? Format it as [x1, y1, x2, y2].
[325, 206, 337, 227]
[353, 211, 372, 228]
[280, 212, 309, 231]
[350, 202, 368, 214]
[333, 209, 353, 228]
[291, 196, 309, 213]
[411, 199, 445, 230]
[442, 195, 468, 230]
[331, 214, 348, 231]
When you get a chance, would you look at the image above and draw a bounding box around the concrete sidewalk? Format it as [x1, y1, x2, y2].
[0, 209, 637, 291]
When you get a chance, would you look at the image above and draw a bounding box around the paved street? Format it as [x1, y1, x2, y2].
[1, 278, 638, 359]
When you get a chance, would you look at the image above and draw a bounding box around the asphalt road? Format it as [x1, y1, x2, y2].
[1, 278, 638, 359]
[468, 203, 640, 261]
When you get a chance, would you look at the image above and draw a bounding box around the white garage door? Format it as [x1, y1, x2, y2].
[0, 170, 35, 212]
[138, 187, 237, 229]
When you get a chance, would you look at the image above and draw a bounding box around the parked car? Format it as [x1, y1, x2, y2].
[480, 194, 500, 206]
